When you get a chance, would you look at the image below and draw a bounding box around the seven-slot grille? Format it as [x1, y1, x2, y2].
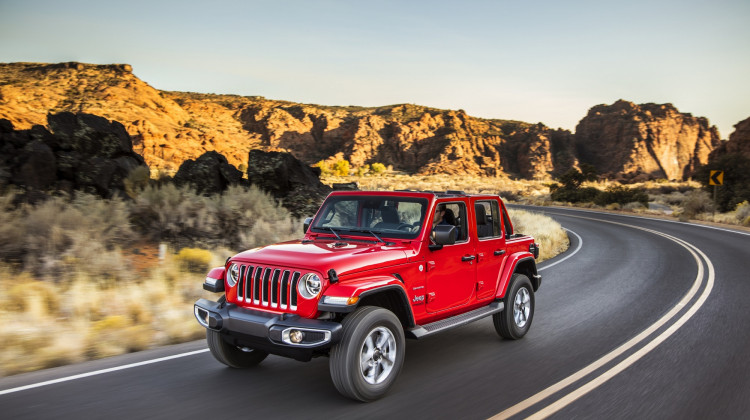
[235, 265, 301, 311]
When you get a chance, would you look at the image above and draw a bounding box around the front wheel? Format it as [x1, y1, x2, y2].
[493, 273, 535, 339]
[329, 306, 405, 401]
[206, 329, 268, 368]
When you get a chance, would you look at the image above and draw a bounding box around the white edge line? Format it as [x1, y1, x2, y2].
[490, 216, 711, 419]
[527, 234, 714, 419]
[0, 349, 209, 396]
[539, 228, 582, 271]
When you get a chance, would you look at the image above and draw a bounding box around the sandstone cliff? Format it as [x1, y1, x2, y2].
[709, 116, 750, 160]
[0, 62, 725, 181]
[574, 100, 720, 181]
[0, 62, 576, 178]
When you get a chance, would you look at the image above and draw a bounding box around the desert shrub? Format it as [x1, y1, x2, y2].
[594, 185, 649, 207]
[123, 165, 151, 199]
[734, 201, 750, 226]
[550, 185, 600, 203]
[355, 165, 370, 176]
[128, 183, 216, 246]
[313, 160, 333, 176]
[333, 160, 350, 176]
[0, 191, 134, 279]
[175, 248, 213, 273]
[370, 162, 387, 175]
[680, 190, 714, 219]
[129, 184, 298, 250]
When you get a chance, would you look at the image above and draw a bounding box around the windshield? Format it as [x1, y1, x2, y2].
[311, 195, 428, 240]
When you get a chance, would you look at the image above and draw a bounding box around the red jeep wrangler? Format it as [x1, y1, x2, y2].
[195, 190, 541, 401]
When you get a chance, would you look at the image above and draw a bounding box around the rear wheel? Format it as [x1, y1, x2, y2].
[329, 306, 405, 401]
[494, 273, 535, 339]
[206, 329, 268, 368]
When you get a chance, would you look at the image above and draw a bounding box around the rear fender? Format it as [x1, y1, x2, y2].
[496, 252, 538, 298]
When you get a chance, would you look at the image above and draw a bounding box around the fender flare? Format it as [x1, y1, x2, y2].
[496, 252, 539, 299]
[318, 276, 415, 328]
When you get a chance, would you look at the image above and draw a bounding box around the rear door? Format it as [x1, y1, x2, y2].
[425, 200, 477, 313]
[472, 198, 507, 301]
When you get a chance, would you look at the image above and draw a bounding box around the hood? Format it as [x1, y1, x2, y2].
[232, 239, 410, 278]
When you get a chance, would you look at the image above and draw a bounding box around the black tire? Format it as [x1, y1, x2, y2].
[206, 329, 268, 368]
[329, 306, 405, 402]
[493, 273, 535, 339]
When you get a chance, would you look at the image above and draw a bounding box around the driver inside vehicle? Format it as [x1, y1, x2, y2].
[432, 204, 449, 229]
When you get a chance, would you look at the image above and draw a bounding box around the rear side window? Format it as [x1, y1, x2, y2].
[475, 200, 502, 239]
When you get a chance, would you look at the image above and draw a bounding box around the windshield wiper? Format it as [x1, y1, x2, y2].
[349, 229, 395, 246]
[325, 227, 351, 246]
[327, 227, 343, 240]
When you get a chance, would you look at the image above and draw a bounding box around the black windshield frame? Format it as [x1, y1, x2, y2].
[310, 195, 428, 240]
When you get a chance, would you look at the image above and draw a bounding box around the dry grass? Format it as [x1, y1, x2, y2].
[0, 254, 218, 376]
[0, 185, 301, 377]
[508, 209, 569, 262]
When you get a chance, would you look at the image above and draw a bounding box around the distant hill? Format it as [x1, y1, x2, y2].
[0, 62, 728, 180]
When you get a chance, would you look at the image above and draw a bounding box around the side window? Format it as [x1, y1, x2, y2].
[435, 201, 467, 243]
[475, 200, 502, 239]
[502, 206, 513, 238]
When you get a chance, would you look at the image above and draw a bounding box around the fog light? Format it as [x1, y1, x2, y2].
[289, 330, 305, 344]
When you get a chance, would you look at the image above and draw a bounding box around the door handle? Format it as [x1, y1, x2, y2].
[462, 255, 476, 262]
[494, 250, 506, 256]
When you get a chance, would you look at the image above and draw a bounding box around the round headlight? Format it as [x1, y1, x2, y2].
[298, 273, 322, 299]
[227, 263, 239, 287]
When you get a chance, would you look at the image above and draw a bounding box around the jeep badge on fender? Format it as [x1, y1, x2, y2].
[194, 190, 541, 401]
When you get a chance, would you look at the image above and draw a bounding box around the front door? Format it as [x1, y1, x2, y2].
[425, 200, 476, 313]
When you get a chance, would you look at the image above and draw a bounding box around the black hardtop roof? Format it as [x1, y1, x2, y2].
[394, 189, 499, 199]
[328, 189, 500, 199]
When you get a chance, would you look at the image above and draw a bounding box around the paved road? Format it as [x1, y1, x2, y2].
[2, 207, 749, 419]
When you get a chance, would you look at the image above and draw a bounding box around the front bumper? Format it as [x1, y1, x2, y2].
[194, 298, 343, 357]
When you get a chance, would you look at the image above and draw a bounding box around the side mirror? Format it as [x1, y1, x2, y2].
[429, 225, 457, 250]
[303, 217, 313, 234]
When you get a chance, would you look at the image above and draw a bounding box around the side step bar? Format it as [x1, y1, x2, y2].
[406, 301, 504, 339]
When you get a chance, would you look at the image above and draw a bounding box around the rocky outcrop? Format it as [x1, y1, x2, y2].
[709, 116, 750, 160]
[246, 150, 331, 217]
[0, 63, 724, 181]
[0, 62, 578, 179]
[0, 112, 147, 199]
[574, 100, 720, 181]
[173, 151, 243, 194]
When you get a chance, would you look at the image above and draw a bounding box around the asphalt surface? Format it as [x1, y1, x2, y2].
[2, 207, 749, 419]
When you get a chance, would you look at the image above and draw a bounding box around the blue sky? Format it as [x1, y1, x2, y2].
[1, 0, 748, 138]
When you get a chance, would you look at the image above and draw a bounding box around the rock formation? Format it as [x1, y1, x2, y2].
[574, 100, 720, 181]
[0, 112, 147, 199]
[246, 150, 332, 217]
[173, 151, 243, 194]
[0, 62, 576, 179]
[709, 116, 750, 160]
[0, 62, 727, 182]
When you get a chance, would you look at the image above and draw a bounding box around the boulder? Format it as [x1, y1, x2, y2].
[173, 151, 243, 194]
[0, 113, 148, 199]
[246, 150, 331, 217]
